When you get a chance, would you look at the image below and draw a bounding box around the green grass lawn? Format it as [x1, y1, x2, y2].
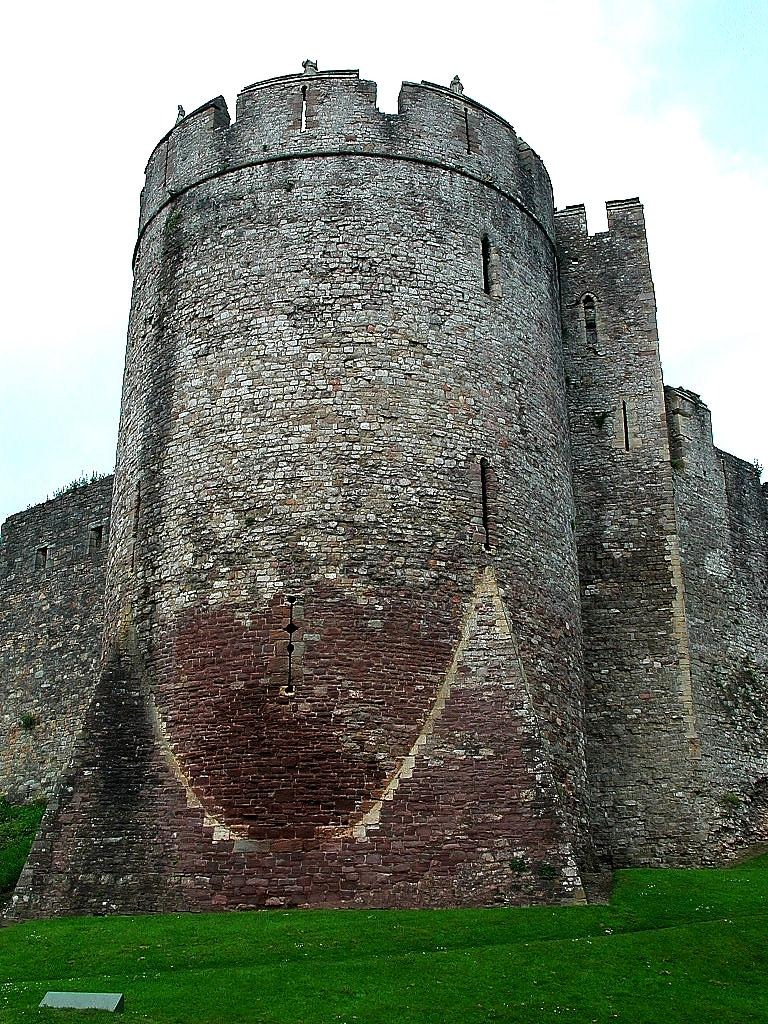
[0, 852, 767, 1024]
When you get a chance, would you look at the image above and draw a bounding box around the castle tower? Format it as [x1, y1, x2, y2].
[555, 200, 706, 864]
[14, 67, 589, 914]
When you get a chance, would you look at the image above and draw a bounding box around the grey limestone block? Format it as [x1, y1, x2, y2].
[39, 992, 124, 1012]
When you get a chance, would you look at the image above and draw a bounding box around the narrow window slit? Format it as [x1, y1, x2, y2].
[35, 546, 48, 570]
[300, 86, 307, 132]
[464, 107, 472, 154]
[622, 401, 631, 451]
[481, 234, 492, 295]
[89, 524, 103, 554]
[131, 482, 142, 569]
[284, 596, 299, 695]
[480, 458, 492, 550]
[583, 295, 597, 347]
[131, 483, 142, 538]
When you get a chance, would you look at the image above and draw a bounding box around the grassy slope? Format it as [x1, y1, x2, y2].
[0, 801, 45, 894]
[0, 860, 767, 1023]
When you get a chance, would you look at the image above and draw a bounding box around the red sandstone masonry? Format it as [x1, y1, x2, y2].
[15, 571, 583, 914]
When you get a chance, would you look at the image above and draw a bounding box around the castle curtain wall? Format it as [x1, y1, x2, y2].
[0, 478, 112, 800]
[665, 387, 768, 853]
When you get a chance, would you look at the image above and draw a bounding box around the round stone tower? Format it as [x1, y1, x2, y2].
[28, 67, 590, 913]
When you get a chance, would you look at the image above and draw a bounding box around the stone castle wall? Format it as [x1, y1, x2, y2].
[555, 200, 707, 865]
[15, 71, 590, 916]
[3, 67, 767, 918]
[0, 478, 112, 800]
[665, 387, 768, 855]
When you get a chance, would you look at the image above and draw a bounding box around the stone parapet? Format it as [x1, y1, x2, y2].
[137, 69, 555, 247]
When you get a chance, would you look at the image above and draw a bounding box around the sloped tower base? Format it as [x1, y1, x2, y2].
[14, 570, 584, 917]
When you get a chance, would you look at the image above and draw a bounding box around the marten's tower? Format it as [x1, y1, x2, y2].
[13, 64, 765, 920]
[19, 67, 589, 912]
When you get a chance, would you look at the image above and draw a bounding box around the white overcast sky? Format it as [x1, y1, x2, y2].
[0, 0, 766, 526]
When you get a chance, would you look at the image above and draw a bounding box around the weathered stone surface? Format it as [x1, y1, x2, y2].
[556, 201, 767, 866]
[556, 200, 705, 865]
[665, 388, 768, 859]
[0, 478, 112, 800]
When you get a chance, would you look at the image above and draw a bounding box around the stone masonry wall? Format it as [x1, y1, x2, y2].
[556, 200, 707, 866]
[0, 478, 112, 800]
[15, 69, 590, 916]
[665, 387, 768, 856]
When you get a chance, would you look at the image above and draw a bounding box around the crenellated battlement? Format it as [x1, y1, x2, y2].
[554, 197, 645, 242]
[665, 385, 766, 494]
[136, 64, 555, 250]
